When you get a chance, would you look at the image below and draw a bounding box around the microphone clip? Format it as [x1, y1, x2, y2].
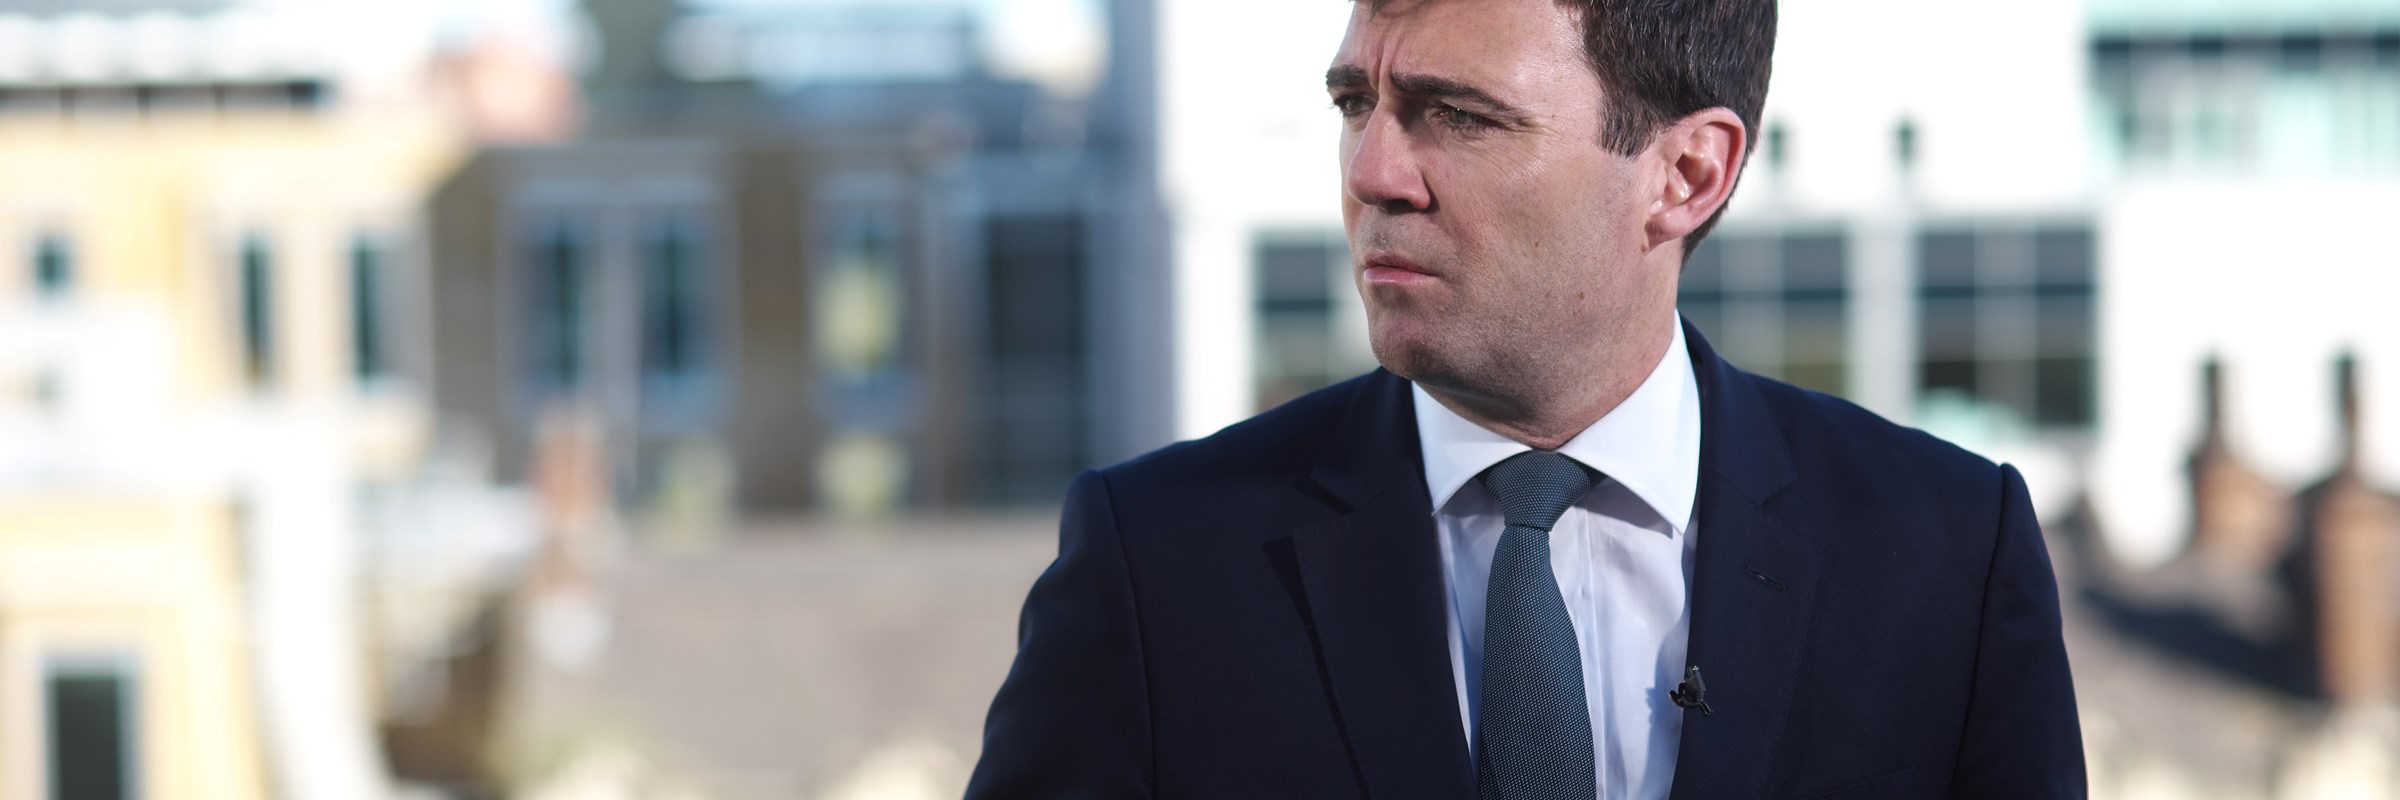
[1669, 665, 1713, 716]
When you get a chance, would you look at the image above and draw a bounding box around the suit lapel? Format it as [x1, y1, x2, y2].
[1290, 370, 1477, 799]
[1668, 322, 1828, 800]
[1286, 329, 1828, 800]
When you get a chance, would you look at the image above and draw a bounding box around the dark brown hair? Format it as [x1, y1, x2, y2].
[1362, 0, 1777, 255]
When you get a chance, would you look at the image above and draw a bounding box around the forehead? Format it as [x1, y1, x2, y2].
[1332, 0, 1587, 88]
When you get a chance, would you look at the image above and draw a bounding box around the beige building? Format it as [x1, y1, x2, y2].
[0, 12, 500, 798]
[0, 498, 265, 800]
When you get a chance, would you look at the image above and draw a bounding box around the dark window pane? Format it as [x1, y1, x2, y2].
[642, 218, 706, 383]
[1255, 238, 1341, 307]
[1919, 297, 1980, 360]
[1783, 292, 1846, 396]
[528, 223, 585, 391]
[2033, 224, 2095, 288]
[1256, 316, 1335, 410]
[48, 667, 130, 800]
[1917, 228, 1978, 288]
[1983, 358, 2040, 424]
[1253, 234, 1346, 409]
[1782, 231, 1847, 292]
[2035, 294, 2094, 357]
[1681, 236, 1724, 292]
[1921, 358, 1979, 395]
[2036, 356, 2095, 426]
[982, 215, 1088, 505]
[987, 217, 1082, 362]
[1721, 234, 1780, 290]
[1784, 298, 1847, 365]
[350, 236, 387, 383]
[1676, 302, 1721, 344]
[240, 235, 274, 386]
[33, 234, 71, 297]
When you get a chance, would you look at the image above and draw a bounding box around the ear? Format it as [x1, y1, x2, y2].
[1643, 108, 1748, 252]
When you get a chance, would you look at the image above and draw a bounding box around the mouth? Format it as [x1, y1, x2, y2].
[1361, 253, 1437, 285]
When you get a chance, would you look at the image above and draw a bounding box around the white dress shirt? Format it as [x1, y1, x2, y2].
[1412, 314, 1702, 800]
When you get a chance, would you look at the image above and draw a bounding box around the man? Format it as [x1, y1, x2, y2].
[969, 0, 2084, 796]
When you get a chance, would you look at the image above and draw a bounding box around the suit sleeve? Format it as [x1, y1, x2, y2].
[1947, 463, 2087, 798]
[966, 469, 1155, 799]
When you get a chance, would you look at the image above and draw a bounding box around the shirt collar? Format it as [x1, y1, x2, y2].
[1410, 313, 1702, 535]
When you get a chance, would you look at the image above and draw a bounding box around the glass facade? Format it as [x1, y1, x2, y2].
[1252, 232, 1351, 411]
[1915, 221, 2098, 429]
[2093, 29, 2400, 174]
[1679, 228, 1852, 395]
[979, 215, 1088, 505]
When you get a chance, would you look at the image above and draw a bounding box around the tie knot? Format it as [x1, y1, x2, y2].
[1476, 450, 1598, 532]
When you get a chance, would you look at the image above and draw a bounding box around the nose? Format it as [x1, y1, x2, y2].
[1343, 111, 1431, 213]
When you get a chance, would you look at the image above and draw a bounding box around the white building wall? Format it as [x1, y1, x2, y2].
[1158, 0, 1352, 439]
[1756, 0, 2093, 216]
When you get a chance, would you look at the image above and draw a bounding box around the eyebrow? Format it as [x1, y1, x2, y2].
[1324, 65, 1531, 123]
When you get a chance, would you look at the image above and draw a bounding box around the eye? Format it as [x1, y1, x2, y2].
[1432, 104, 1496, 131]
[1330, 93, 1373, 118]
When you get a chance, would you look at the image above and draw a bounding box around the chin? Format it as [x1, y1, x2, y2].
[1366, 326, 1457, 388]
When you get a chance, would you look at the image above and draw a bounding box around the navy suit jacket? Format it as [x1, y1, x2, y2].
[968, 322, 2084, 799]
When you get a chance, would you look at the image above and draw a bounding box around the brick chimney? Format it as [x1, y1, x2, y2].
[2186, 357, 2291, 571]
[2310, 354, 2400, 705]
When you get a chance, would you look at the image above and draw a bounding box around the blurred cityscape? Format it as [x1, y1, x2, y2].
[0, 0, 2392, 798]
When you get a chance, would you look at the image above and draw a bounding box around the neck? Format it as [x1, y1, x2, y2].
[1420, 318, 1674, 451]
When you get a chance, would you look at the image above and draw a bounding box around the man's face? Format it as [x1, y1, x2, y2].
[1330, 0, 1670, 400]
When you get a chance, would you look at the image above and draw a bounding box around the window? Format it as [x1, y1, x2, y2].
[2092, 29, 2400, 174]
[350, 234, 390, 384]
[46, 655, 138, 800]
[1913, 221, 2097, 429]
[811, 206, 921, 514]
[32, 233, 71, 298]
[524, 219, 588, 395]
[640, 214, 710, 389]
[1678, 228, 1851, 395]
[816, 212, 906, 382]
[978, 215, 1087, 506]
[239, 234, 275, 387]
[1253, 232, 1351, 411]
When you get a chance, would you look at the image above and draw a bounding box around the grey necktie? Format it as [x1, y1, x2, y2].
[1475, 450, 1599, 800]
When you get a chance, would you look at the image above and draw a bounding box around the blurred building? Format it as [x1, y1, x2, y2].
[424, 0, 1171, 520]
[0, 1, 545, 798]
[403, 2, 1172, 798]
